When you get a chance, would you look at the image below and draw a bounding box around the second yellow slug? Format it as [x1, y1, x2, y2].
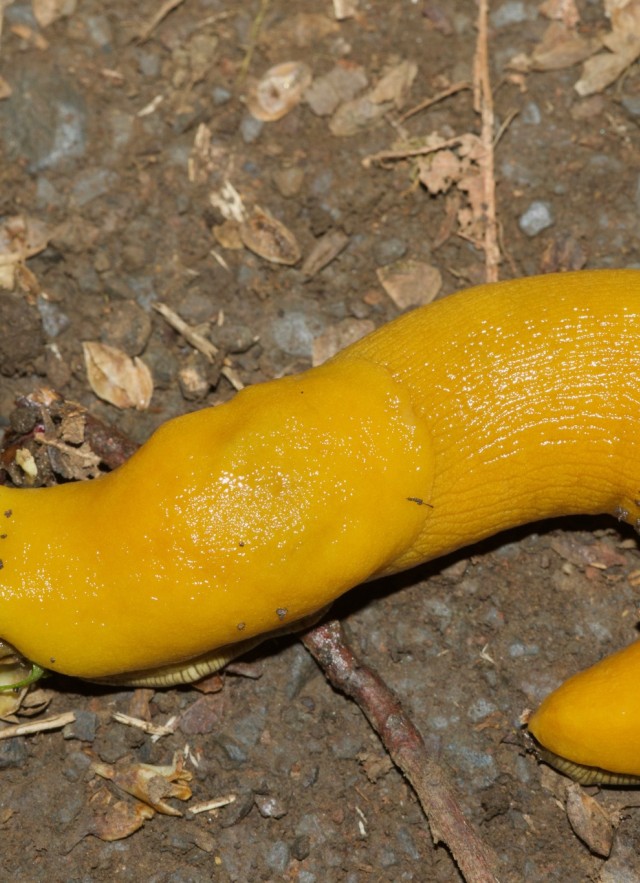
[1, 268, 640, 782]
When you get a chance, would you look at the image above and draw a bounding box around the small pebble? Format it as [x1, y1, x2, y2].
[291, 834, 311, 861]
[622, 96, 640, 118]
[255, 794, 288, 819]
[521, 101, 541, 125]
[265, 841, 290, 874]
[518, 200, 554, 237]
[240, 113, 264, 143]
[467, 698, 497, 722]
[37, 295, 70, 338]
[374, 237, 407, 266]
[210, 323, 255, 354]
[62, 710, 98, 742]
[491, 1, 536, 27]
[509, 642, 540, 658]
[271, 310, 325, 358]
[0, 737, 27, 769]
[273, 166, 305, 198]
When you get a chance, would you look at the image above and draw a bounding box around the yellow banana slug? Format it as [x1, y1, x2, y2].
[527, 640, 640, 785]
[1, 267, 640, 782]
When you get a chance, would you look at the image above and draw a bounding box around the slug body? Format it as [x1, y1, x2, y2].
[527, 640, 640, 784]
[2, 269, 640, 775]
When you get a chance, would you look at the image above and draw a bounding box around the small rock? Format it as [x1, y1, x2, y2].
[0, 737, 27, 769]
[373, 237, 407, 266]
[179, 694, 225, 736]
[0, 65, 87, 171]
[273, 166, 305, 198]
[63, 710, 98, 742]
[291, 834, 311, 861]
[210, 323, 256, 354]
[37, 294, 71, 338]
[255, 794, 288, 819]
[0, 292, 44, 376]
[518, 200, 554, 237]
[240, 113, 264, 143]
[178, 352, 212, 401]
[271, 310, 325, 358]
[101, 300, 152, 356]
[265, 840, 290, 874]
[491, 1, 536, 27]
[305, 64, 368, 116]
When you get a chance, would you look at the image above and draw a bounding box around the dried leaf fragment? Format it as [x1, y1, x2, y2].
[92, 751, 193, 816]
[87, 787, 155, 843]
[301, 229, 350, 277]
[377, 260, 442, 310]
[565, 783, 614, 857]
[530, 22, 601, 71]
[0, 214, 52, 290]
[575, 0, 640, 95]
[239, 206, 301, 265]
[368, 60, 417, 108]
[83, 342, 153, 410]
[246, 61, 312, 122]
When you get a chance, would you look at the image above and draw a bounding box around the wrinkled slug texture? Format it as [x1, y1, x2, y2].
[1, 270, 640, 741]
[0, 359, 434, 679]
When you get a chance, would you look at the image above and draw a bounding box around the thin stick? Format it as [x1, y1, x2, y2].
[362, 135, 467, 169]
[136, 0, 187, 43]
[302, 621, 502, 883]
[398, 81, 471, 123]
[0, 711, 75, 740]
[473, 0, 500, 282]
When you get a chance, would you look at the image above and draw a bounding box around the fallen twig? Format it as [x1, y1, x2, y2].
[0, 711, 75, 739]
[136, 0, 186, 43]
[398, 81, 472, 123]
[302, 620, 502, 883]
[473, 0, 500, 282]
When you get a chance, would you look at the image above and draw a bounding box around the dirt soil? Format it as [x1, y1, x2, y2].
[1, 1, 640, 881]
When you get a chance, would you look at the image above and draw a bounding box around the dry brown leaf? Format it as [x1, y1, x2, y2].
[301, 229, 350, 277]
[575, 0, 640, 95]
[530, 22, 601, 71]
[87, 787, 155, 842]
[239, 206, 301, 265]
[540, 0, 580, 26]
[419, 149, 465, 194]
[368, 60, 417, 108]
[92, 751, 193, 816]
[32, 0, 77, 28]
[0, 214, 51, 289]
[329, 95, 391, 136]
[212, 218, 244, 250]
[565, 784, 615, 857]
[328, 61, 416, 136]
[376, 260, 442, 310]
[83, 342, 153, 410]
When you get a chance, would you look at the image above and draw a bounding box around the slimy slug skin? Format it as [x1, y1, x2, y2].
[527, 640, 640, 786]
[1, 268, 640, 779]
